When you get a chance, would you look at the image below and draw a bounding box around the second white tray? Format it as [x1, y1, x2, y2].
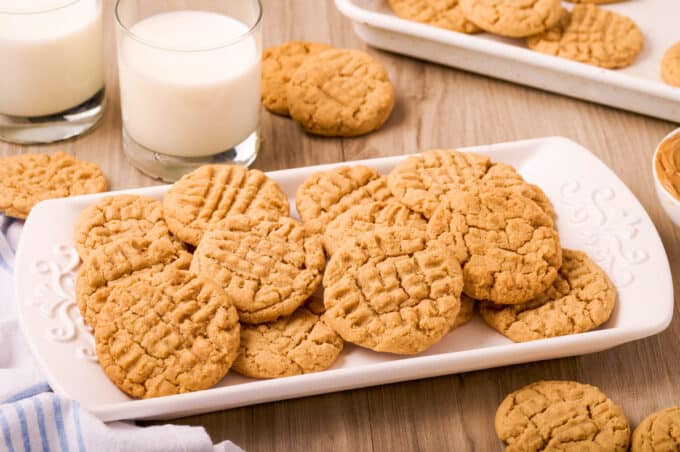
[335, 0, 680, 123]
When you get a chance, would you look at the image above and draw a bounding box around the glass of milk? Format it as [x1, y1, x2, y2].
[0, 0, 105, 144]
[115, 0, 262, 182]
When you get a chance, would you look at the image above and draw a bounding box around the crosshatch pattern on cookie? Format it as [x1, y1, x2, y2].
[427, 189, 562, 304]
[190, 215, 325, 324]
[163, 164, 289, 246]
[323, 227, 463, 355]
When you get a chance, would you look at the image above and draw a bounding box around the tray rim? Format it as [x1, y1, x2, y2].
[13, 136, 674, 421]
[334, 0, 680, 103]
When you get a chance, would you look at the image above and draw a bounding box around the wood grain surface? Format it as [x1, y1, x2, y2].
[2, 1, 679, 450]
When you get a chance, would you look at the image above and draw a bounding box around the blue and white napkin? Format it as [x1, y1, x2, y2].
[0, 215, 242, 452]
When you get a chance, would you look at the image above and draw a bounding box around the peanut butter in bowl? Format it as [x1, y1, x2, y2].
[653, 129, 680, 226]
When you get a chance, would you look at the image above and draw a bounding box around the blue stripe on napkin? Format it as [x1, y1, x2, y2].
[31, 398, 49, 452]
[14, 404, 31, 452]
[0, 408, 15, 452]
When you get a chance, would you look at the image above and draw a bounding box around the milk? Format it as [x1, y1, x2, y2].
[117, 10, 261, 158]
[0, 0, 104, 117]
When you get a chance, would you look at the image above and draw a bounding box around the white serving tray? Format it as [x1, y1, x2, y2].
[14, 137, 673, 421]
[335, 0, 680, 123]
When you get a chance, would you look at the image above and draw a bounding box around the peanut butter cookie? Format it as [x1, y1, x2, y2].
[388, 0, 479, 34]
[632, 407, 680, 452]
[459, 0, 562, 38]
[74, 194, 179, 261]
[323, 227, 464, 355]
[527, 5, 643, 69]
[480, 249, 616, 342]
[76, 236, 185, 328]
[88, 239, 240, 398]
[322, 200, 427, 255]
[427, 189, 562, 304]
[661, 41, 680, 87]
[261, 41, 332, 116]
[287, 48, 395, 137]
[496, 380, 630, 451]
[163, 164, 289, 246]
[296, 165, 394, 235]
[232, 297, 343, 378]
[388, 149, 554, 219]
[190, 215, 325, 324]
[0, 151, 107, 219]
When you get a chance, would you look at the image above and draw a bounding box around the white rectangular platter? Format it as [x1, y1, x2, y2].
[14, 137, 673, 421]
[335, 0, 680, 123]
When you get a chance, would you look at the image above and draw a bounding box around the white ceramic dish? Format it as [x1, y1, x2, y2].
[14, 137, 672, 421]
[335, 0, 680, 122]
[653, 128, 680, 226]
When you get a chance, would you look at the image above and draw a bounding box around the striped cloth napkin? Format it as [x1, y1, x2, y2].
[0, 215, 242, 452]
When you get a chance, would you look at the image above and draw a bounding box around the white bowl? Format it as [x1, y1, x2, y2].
[653, 128, 680, 227]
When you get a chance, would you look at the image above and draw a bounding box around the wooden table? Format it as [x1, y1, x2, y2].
[2, 1, 679, 450]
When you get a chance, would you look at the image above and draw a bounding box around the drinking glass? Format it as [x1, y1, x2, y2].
[0, 0, 105, 144]
[115, 0, 262, 182]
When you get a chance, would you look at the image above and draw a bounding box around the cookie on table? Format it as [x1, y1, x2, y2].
[323, 227, 464, 355]
[322, 200, 427, 255]
[0, 151, 107, 219]
[427, 189, 562, 305]
[296, 165, 394, 235]
[661, 41, 680, 87]
[632, 406, 680, 452]
[261, 41, 332, 116]
[496, 380, 630, 451]
[79, 238, 240, 398]
[527, 5, 644, 69]
[479, 249, 616, 342]
[387, 0, 479, 34]
[163, 164, 289, 246]
[458, 0, 562, 38]
[387, 149, 554, 219]
[287, 48, 395, 137]
[190, 214, 325, 324]
[74, 194, 179, 261]
[232, 297, 343, 378]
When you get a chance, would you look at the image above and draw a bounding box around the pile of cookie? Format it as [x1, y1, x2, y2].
[261, 41, 395, 136]
[388, 0, 646, 71]
[72, 149, 617, 398]
[495, 379, 680, 451]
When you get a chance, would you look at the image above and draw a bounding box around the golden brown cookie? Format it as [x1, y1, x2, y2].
[527, 5, 643, 69]
[387, 149, 554, 219]
[427, 189, 562, 305]
[0, 151, 107, 219]
[661, 41, 680, 87]
[190, 214, 325, 324]
[163, 164, 289, 246]
[261, 41, 332, 116]
[452, 294, 476, 329]
[296, 165, 394, 235]
[322, 200, 427, 255]
[88, 239, 240, 398]
[323, 227, 464, 355]
[74, 194, 179, 261]
[75, 236, 185, 329]
[632, 407, 680, 452]
[496, 380, 630, 451]
[287, 48, 395, 137]
[458, 0, 562, 38]
[232, 297, 343, 378]
[479, 249, 616, 342]
[388, 0, 480, 34]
